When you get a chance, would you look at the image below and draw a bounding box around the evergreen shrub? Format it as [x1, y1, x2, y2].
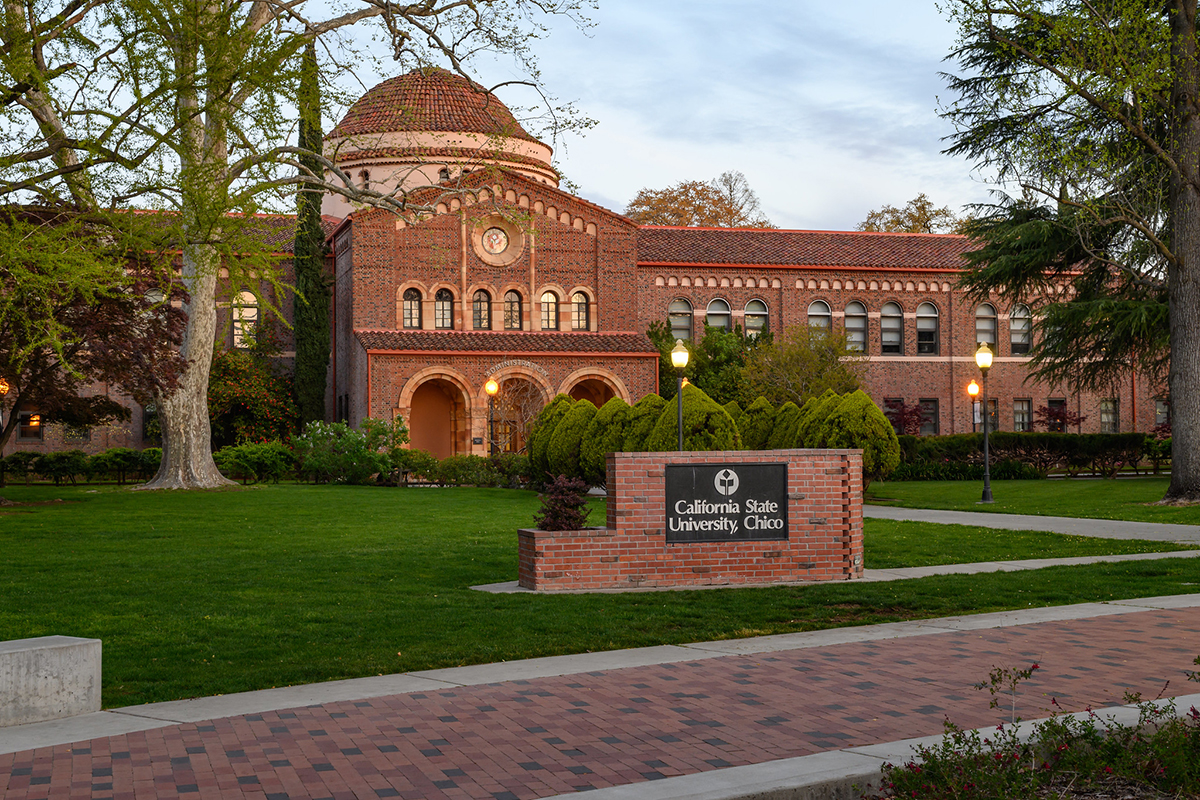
[580, 397, 632, 486]
[435, 454, 501, 486]
[644, 383, 741, 452]
[797, 389, 844, 447]
[723, 400, 745, 431]
[622, 394, 668, 451]
[811, 390, 900, 484]
[766, 401, 802, 449]
[738, 396, 777, 450]
[213, 442, 295, 485]
[389, 448, 440, 483]
[527, 394, 575, 484]
[33, 449, 89, 485]
[548, 399, 598, 481]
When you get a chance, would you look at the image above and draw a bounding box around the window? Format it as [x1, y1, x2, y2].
[1156, 399, 1171, 427]
[668, 298, 693, 340]
[916, 302, 939, 355]
[18, 411, 43, 441]
[1101, 399, 1120, 433]
[744, 299, 769, 338]
[540, 291, 559, 330]
[918, 398, 939, 436]
[883, 398, 905, 435]
[233, 291, 257, 349]
[504, 291, 523, 330]
[1010, 304, 1031, 355]
[1014, 399, 1032, 432]
[881, 302, 903, 354]
[706, 299, 731, 331]
[64, 423, 91, 442]
[572, 291, 589, 331]
[986, 398, 999, 432]
[359, 170, 370, 190]
[434, 289, 454, 329]
[807, 300, 831, 331]
[438, 167, 451, 181]
[1047, 398, 1067, 432]
[975, 303, 997, 346]
[402, 289, 422, 329]
[472, 290, 491, 330]
[141, 403, 160, 444]
[844, 302, 867, 352]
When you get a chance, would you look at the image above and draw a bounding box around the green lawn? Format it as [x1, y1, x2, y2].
[866, 476, 1200, 524]
[1, 483, 1197, 709]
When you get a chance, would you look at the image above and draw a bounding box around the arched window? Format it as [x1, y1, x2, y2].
[472, 289, 491, 330]
[434, 288, 454, 329]
[668, 298, 693, 341]
[975, 303, 997, 346]
[807, 300, 831, 331]
[571, 291, 590, 331]
[1010, 304, 1031, 354]
[233, 290, 257, 348]
[881, 302, 903, 354]
[916, 302, 939, 355]
[845, 301, 867, 352]
[504, 290, 523, 330]
[706, 299, 731, 331]
[402, 288, 422, 329]
[745, 299, 769, 338]
[540, 291, 559, 330]
[359, 170, 370, 191]
[438, 167, 450, 182]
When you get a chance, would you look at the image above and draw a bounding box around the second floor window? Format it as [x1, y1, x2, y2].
[706, 299, 731, 331]
[976, 303, 997, 346]
[233, 291, 257, 348]
[434, 289, 454, 329]
[1010, 304, 1031, 355]
[1101, 399, 1120, 433]
[669, 298, 693, 340]
[881, 302, 903, 354]
[745, 299, 769, 338]
[403, 289, 422, 329]
[540, 291, 559, 330]
[572, 291, 589, 330]
[845, 301, 867, 352]
[504, 290, 522, 330]
[916, 302, 939, 355]
[807, 300, 831, 331]
[473, 290, 491, 330]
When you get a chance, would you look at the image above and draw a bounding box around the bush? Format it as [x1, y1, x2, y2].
[622, 394, 668, 451]
[208, 349, 299, 447]
[811, 390, 900, 485]
[1145, 435, 1172, 474]
[580, 397, 632, 486]
[3, 452, 40, 485]
[489, 452, 530, 487]
[390, 448, 440, 483]
[723, 400, 745, 432]
[532, 475, 592, 531]
[765, 401, 802, 450]
[548, 399, 598, 482]
[139, 448, 162, 479]
[796, 389, 844, 447]
[527, 395, 575, 485]
[87, 448, 145, 485]
[213, 441, 295, 485]
[644, 383, 741, 452]
[890, 458, 1042, 481]
[292, 420, 390, 485]
[738, 396, 777, 450]
[33, 449, 90, 485]
[435, 454, 500, 486]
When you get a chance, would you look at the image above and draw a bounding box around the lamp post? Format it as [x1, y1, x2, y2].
[975, 342, 994, 503]
[967, 379, 980, 433]
[670, 340, 690, 451]
[485, 378, 499, 456]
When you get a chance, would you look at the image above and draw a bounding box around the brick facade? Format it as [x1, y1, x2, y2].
[518, 449, 864, 591]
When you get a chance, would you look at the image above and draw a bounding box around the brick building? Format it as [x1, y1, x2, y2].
[1, 68, 1165, 459]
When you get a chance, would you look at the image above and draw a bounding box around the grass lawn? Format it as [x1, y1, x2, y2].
[1, 483, 1198, 709]
[865, 476, 1200, 525]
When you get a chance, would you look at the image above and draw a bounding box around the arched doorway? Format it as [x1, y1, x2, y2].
[490, 377, 545, 454]
[568, 379, 615, 407]
[409, 379, 467, 459]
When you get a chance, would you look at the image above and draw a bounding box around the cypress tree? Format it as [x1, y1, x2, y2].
[293, 42, 331, 426]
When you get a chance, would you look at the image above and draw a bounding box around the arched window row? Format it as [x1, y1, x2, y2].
[398, 285, 593, 332]
[665, 298, 773, 341]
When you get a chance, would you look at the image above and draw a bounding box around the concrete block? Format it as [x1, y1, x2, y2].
[0, 636, 101, 727]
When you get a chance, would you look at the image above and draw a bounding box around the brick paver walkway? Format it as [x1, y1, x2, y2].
[3, 606, 1199, 800]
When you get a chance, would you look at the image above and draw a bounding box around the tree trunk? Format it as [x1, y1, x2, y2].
[1166, 0, 1200, 501]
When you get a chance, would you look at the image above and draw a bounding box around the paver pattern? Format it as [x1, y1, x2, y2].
[3, 607, 1198, 800]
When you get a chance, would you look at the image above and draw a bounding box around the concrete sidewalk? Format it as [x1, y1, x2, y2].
[864, 504, 1200, 543]
[4, 594, 1200, 799]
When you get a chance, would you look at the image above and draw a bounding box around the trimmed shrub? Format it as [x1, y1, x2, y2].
[738, 396, 777, 450]
[390, 448, 440, 483]
[527, 394, 575, 485]
[644, 383, 741, 452]
[4, 452, 40, 485]
[532, 475, 592, 531]
[489, 452, 531, 487]
[622, 394, 668, 451]
[213, 442, 295, 485]
[548, 399, 598, 481]
[87, 448, 144, 485]
[796, 389, 843, 447]
[1145, 435, 1172, 474]
[580, 397, 632, 486]
[766, 401, 802, 450]
[139, 448, 163, 479]
[890, 459, 1043, 481]
[435, 454, 501, 486]
[810, 390, 900, 484]
[34, 449, 89, 485]
[723, 400, 745, 432]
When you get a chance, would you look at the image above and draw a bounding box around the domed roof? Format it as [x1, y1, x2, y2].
[330, 67, 538, 142]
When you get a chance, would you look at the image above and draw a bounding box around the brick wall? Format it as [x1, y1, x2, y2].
[518, 449, 863, 591]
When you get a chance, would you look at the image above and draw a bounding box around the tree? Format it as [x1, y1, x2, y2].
[939, 0, 1200, 500]
[740, 326, 866, 408]
[812, 390, 901, 488]
[625, 171, 775, 227]
[646, 321, 771, 404]
[883, 399, 928, 436]
[0, 0, 593, 490]
[857, 193, 961, 234]
[644, 383, 740, 452]
[207, 348, 299, 448]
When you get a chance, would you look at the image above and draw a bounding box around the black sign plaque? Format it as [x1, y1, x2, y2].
[665, 463, 788, 543]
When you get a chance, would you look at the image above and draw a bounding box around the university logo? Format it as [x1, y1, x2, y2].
[714, 468, 739, 496]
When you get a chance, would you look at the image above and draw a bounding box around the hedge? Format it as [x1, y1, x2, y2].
[548, 399, 598, 480]
[895, 431, 1154, 479]
[527, 394, 575, 484]
[739, 396, 777, 450]
[580, 397, 632, 486]
[622, 393, 668, 452]
[644, 383, 741, 452]
[796, 389, 843, 448]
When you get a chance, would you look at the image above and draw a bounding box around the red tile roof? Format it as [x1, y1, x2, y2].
[355, 329, 658, 355]
[333, 146, 555, 173]
[637, 226, 973, 270]
[330, 68, 537, 142]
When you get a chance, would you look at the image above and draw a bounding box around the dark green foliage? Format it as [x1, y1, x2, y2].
[895, 432, 1150, 479]
[580, 397, 632, 486]
[812, 390, 900, 483]
[891, 459, 1043, 482]
[532, 475, 592, 531]
[646, 321, 770, 403]
[292, 42, 331, 426]
[527, 394, 575, 484]
[32, 449, 89, 485]
[740, 325, 863, 407]
[644, 383, 741, 452]
[622, 394, 668, 451]
[140, 448, 162, 479]
[86, 448, 144, 485]
[488, 452, 530, 488]
[208, 349, 299, 447]
[795, 389, 842, 447]
[292, 420, 390, 485]
[738, 396, 777, 450]
[722, 400, 744, 431]
[548, 399, 598, 481]
[213, 442, 295, 485]
[766, 401, 802, 450]
[435, 455, 501, 486]
[389, 448, 440, 483]
[4, 452, 39, 485]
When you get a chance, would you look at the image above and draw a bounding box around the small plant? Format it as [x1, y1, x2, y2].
[974, 661, 1040, 724]
[532, 475, 591, 531]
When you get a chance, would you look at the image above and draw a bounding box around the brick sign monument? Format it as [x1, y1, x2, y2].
[518, 449, 864, 591]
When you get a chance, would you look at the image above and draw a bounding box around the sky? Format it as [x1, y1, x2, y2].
[338, 0, 996, 231]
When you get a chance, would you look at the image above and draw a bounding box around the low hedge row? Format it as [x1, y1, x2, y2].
[1, 447, 162, 486]
[896, 431, 1166, 479]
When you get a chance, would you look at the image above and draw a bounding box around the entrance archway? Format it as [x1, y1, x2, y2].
[491, 377, 546, 454]
[409, 379, 467, 459]
[568, 378, 615, 407]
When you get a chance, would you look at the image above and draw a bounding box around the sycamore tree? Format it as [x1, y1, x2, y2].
[0, 0, 592, 489]
[940, 0, 1200, 501]
[625, 171, 776, 227]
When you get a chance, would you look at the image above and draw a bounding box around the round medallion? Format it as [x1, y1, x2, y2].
[482, 227, 509, 255]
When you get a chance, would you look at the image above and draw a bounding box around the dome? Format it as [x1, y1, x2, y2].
[330, 67, 538, 142]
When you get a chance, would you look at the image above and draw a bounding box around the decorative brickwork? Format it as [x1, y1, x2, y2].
[518, 449, 863, 591]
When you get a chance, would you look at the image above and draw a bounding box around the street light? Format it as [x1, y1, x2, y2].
[967, 379, 980, 433]
[485, 378, 499, 456]
[670, 340, 690, 451]
[975, 342, 994, 504]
